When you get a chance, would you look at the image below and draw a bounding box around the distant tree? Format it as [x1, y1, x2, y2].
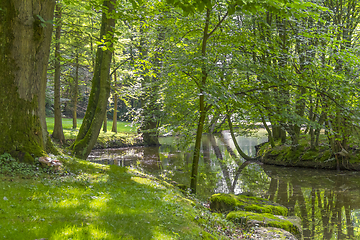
[52, 1, 66, 144]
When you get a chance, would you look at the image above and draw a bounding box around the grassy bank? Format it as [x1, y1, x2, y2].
[0, 154, 248, 239]
[46, 117, 142, 148]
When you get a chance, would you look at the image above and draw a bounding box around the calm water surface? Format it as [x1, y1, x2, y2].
[88, 132, 360, 239]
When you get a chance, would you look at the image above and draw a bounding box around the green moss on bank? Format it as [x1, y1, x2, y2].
[209, 193, 300, 239]
[258, 134, 360, 170]
[210, 193, 288, 216]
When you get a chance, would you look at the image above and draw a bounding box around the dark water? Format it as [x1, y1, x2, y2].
[88, 132, 360, 239]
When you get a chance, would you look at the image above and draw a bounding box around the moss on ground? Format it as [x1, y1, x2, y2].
[210, 193, 288, 216]
[209, 193, 300, 239]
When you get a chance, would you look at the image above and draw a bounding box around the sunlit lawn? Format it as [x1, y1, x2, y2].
[46, 117, 139, 142]
[0, 157, 239, 239]
[47, 117, 137, 134]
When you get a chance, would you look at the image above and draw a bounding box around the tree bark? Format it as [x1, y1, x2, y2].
[52, 2, 65, 144]
[0, 0, 55, 161]
[72, 0, 116, 159]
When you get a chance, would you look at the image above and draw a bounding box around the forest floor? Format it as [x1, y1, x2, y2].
[0, 153, 252, 240]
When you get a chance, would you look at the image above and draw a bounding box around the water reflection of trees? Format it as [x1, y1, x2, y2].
[264, 168, 358, 239]
[212, 133, 270, 196]
[209, 134, 360, 239]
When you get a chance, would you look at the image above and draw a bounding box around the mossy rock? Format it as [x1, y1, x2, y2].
[226, 211, 302, 239]
[210, 193, 288, 216]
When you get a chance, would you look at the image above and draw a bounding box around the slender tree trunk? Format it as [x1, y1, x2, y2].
[190, 9, 211, 194]
[261, 115, 275, 147]
[112, 59, 118, 133]
[0, 0, 55, 160]
[226, 109, 258, 161]
[72, 0, 116, 159]
[190, 105, 207, 193]
[52, 2, 65, 144]
[103, 109, 107, 132]
[72, 53, 79, 129]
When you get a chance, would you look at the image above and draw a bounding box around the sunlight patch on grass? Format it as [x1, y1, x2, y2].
[57, 198, 81, 208]
[152, 229, 176, 240]
[52, 224, 109, 240]
[89, 195, 110, 210]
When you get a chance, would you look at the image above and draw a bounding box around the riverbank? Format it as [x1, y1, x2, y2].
[257, 134, 360, 170]
[0, 154, 251, 239]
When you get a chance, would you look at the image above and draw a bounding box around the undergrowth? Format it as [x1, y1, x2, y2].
[0, 153, 55, 177]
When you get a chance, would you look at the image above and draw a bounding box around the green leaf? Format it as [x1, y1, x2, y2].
[228, 5, 235, 15]
[36, 14, 46, 23]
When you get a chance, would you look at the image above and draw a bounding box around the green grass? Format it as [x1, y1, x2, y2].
[0, 154, 248, 239]
[46, 118, 142, 148]
[47, 117, 137, 135]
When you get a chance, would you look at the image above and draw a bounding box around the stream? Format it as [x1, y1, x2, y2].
[88, 131, 360, 239]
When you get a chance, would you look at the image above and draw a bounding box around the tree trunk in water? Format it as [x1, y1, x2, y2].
[52, 2, 65, 144]
[72, 53, 79, 129]
[0, 0, 55, 161]
[72, 0, 116, 159]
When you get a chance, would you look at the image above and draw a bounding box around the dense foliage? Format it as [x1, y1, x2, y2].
[44, 0, 360, 182]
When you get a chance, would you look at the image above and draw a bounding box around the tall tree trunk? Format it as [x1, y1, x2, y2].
[52, 2, 65, 144]
[112, 58, 118, 133]
[0, 0, 55, 161]
[72, 0, 116, 159]
[190, 9, 211, 194]
[189, 8, 227, 193]
[72, 52, 79, 129]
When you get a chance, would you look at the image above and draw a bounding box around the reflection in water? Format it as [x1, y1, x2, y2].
[263, 166, 360, 239]
[88, 132, 360, 239]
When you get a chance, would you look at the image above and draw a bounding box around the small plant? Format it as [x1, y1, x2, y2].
[0, 153, 51, 177]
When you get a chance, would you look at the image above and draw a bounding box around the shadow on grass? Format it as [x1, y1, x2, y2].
[0, 163, 200, 239]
